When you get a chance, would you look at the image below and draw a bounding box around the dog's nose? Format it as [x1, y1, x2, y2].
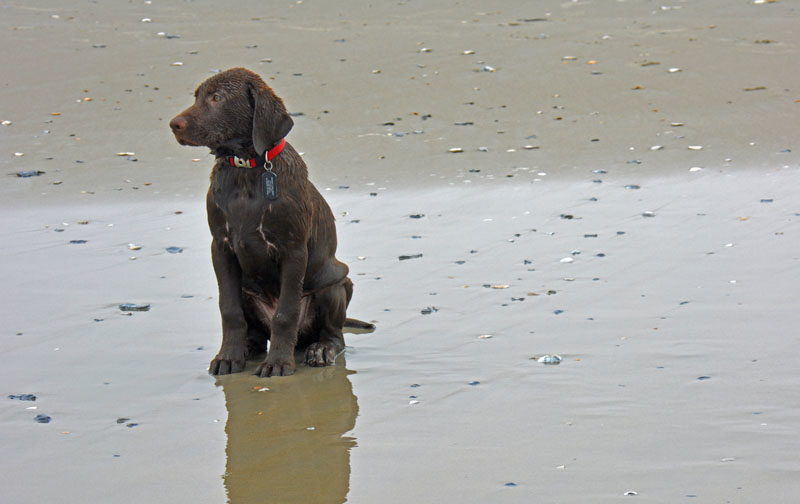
[170, 116, 188, 132]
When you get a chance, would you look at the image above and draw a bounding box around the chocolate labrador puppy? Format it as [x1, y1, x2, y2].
[169, 68, 371, 377]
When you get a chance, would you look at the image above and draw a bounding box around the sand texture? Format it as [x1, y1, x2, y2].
[1, 1, 799, 503]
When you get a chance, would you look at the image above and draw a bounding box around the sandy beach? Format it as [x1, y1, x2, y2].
[2, 1, 799, 503]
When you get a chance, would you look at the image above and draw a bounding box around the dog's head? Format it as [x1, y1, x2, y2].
[169, 67, 293, 154]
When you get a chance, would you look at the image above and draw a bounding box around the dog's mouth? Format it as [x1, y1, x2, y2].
[174, 135, 200, 147]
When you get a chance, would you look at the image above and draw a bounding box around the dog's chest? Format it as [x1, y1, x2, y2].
[221, 215, 283, 292]
[215, 190, 283, 257]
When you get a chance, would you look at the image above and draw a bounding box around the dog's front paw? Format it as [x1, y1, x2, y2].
[305, 340, 344, 367]
[209, 347, 247, 375]
[254, 353, 296, 377]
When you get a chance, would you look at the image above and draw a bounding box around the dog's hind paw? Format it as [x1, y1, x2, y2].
[305, 341, 344, 367]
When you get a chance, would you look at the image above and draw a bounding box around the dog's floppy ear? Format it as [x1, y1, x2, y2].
[250, 82, 294, 155]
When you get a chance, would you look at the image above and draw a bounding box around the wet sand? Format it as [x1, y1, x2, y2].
[2, 1, 799, 503]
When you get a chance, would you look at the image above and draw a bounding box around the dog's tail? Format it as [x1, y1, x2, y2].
[344, 318, 376, 331]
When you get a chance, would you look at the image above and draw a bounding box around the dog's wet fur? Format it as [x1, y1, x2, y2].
[170, 68, 372, 377]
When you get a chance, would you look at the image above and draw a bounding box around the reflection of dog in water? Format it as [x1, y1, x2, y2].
[220, 362, 358, 504]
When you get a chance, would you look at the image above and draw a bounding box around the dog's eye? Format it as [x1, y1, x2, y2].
[211, 93, 223, 102]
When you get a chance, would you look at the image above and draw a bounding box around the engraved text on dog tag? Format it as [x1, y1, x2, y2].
[262, 170, 278, 200]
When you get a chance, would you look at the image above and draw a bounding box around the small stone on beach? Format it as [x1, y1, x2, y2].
[537, 355, 562, 365]
[119, 303, 151, 312]
[398, 253, 423, 261]
[16, 171, 45, 178]
[9, 394, 37, 401]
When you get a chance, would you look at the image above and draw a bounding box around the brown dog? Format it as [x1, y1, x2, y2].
[170, 68, 370, 377]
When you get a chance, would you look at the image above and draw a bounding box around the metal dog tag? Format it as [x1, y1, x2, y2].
[262, 170, 278, 200]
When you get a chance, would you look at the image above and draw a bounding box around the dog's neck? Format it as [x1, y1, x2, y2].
[211, 138, 258, 159]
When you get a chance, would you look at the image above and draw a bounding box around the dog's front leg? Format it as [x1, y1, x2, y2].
[208, 239, 248, 375]
[255, 248, 307, 377]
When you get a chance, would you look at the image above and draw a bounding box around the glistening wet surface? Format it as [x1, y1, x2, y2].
[2, 173, 798, 503]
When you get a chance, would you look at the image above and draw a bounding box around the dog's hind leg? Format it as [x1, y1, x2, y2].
[304, 280, 349, 367]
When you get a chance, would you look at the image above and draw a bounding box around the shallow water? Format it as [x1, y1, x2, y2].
[2, 173, 798, 503]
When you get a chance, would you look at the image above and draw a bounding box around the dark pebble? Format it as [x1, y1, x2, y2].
[760, 199, 773, 203]
[409, 214, 425, 219]
[560, 214, 574, 220]
[553, 309, 564, 315]
[584, 233, 598, 238]
[399, 253, 423, 261]
[8, 394, 36, 401]
[126, 423, 139, 428]
[410, 384, 421, 388]
[697, 376, 712, 381]
[504, 482, 518, 487]
[34, 414, 51, 423]
[468, 381, 480, 386]
[69, 239, 88, 244]
[624, 185, 641, 190]
[16, 170, 45, 178]
[454, 121, 474, 126]
[119, 303, 151, 312]
[420, 306, 438, 315]
[165, 246, 183, 254]
[116, 417, 130, 424]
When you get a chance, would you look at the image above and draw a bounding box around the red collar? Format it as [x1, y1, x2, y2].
[225, 138, 286, 168]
